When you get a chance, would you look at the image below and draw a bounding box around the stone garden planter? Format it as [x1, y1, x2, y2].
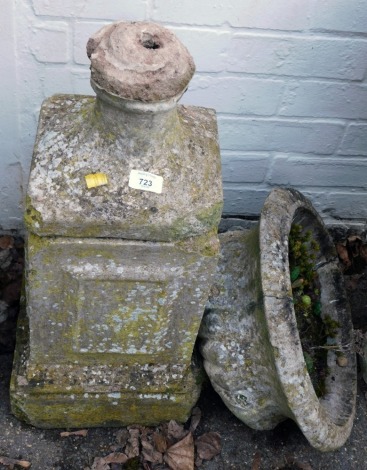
[199, 188, 357, 451]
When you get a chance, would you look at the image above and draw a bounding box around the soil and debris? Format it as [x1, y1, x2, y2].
[0, 235, 23, 355]
[1, 230, 367, 469]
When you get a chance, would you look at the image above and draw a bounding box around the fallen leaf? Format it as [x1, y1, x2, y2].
[164, 432, 194, 470]
[141, 439, 163, 464]
[125, 428, 140, 458]
[0, 456, 31, 469]
[2, 281, 21, 306]
[347, 235, 362, 257]
[115, 429, 129, 447]
[60, 429, 88, 437]
[110, 465, 122, 470]
[167, 420, 187, 440]
[189, 407, 201, 433]
[251, 451, 261, 470]
[0, 236, 14, 249]
[91, 457, 109, 470]
[336, 243, 351, 270]
[152, 432, 168, 453]
[360, 244, 367, 262]
[195, 432, 221, 461]
[345, 275, 361, 291]
[139, 426, 151, 440]
[104, 452, 128, 464]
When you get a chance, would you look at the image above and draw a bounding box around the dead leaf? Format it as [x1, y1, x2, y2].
[251, 451, 261, 470]
[0, 456, 31, 469]
[60, 429, 88, 437]
[91, 457, 109, 470]
[336, 243, 351, 270]
[104, 452, 128, 464]
[164, 432, 194, 470]
[139, 426, 151, 440]
[115, 429, 129, 447]
[0, 236, 14, 250]
[2, 281, 21, 306]
[152, 432, 168, 453]
[189, 407, 201, 433]
[195, 432, 221, 461]
[360, 244, 367, 262]
[141, 439, 163, 464]
[347, 235, 362, 257]
[167, 420, 187, 441]
[345, 275, 361, 291]
[125, 428, 140, 458]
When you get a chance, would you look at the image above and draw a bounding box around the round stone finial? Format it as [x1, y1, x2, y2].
[87, 21, 195, 103]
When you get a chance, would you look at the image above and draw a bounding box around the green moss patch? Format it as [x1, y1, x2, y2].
[289, 223, 340, 397]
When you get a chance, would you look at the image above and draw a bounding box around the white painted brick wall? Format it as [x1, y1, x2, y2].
[227, 34, 367, 80]
[218, 118, 345, 154]
[30, 22, 69, 63]
[310, 0, 367, 34]
[339, 124, 367, 156]
[1, 0, 367, 230]
[279, 82, 367, 120]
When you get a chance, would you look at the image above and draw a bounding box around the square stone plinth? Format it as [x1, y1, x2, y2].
[25, 95, 223, 242]
[11, 233, 218, 428]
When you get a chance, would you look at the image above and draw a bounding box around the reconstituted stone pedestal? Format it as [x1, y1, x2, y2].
[11, 235, 218, 427]
[11, 21, 223, 428]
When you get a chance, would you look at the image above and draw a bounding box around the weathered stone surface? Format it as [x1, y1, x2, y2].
[11, 299, 203, 428]
[12, 21, 222, 428]
[87, 21, 195, 102]
[11, 301, 203, 428]
[25, 233, 218, 364]
[26, 95, 222, 240]
[200, 188, 356, 451]
[11, 230, 218, 427]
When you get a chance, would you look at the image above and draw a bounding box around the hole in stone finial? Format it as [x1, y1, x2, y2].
[141, 32, 161, 50]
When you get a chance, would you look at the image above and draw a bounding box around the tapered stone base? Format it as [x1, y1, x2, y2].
[10, 233, 216, 428]
[11, 303, 202, 428]
[11, 375, 201, 429]
[11, 381, 201, 429]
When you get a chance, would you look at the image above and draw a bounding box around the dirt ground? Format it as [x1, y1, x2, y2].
[2, 353, 367, 470]
[0, 225, 366, 470]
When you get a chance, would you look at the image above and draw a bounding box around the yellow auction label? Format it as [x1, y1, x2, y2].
[85, 173, 108, 189]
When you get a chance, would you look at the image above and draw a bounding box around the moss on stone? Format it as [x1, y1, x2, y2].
[24, 196, 43, 232]
[27, 95, 222, 241]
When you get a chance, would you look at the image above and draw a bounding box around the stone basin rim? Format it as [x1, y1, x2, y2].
[259, 187, 357, 450]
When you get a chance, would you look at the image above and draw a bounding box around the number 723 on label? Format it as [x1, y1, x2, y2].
[128, 170, 163, 194]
